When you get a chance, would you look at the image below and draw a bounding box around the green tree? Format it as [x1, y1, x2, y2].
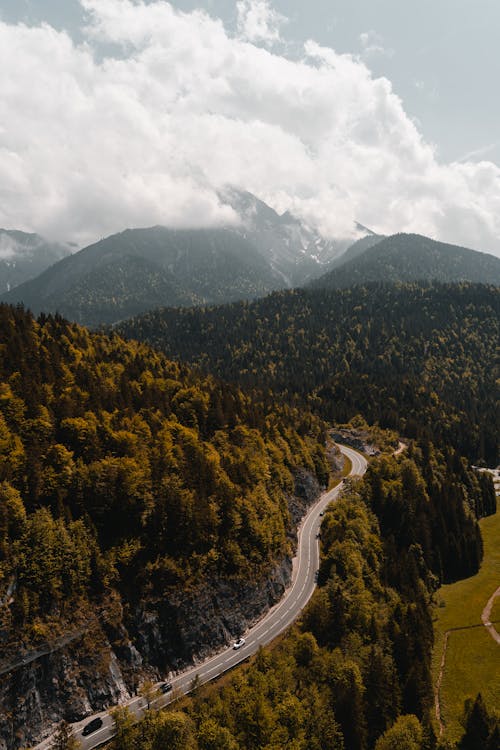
[139, 679, 159, 710]
[152, 712, 197, 750]
[197, 718, 239, 750]
[374, 715, 423, 750]
[110, 706, 137, 750]
[459, 694, 492, 750]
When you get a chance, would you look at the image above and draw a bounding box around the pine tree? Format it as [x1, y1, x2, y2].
[459, 694, 491, 750]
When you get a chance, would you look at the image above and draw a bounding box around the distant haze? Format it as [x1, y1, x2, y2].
[0, 236, 18, 261]
[1, 0, 500, 257]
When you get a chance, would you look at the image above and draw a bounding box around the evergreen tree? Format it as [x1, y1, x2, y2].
[374, 715, 423, 750]
[459, 694, 492, 750]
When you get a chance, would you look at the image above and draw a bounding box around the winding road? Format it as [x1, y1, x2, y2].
[34, 445, 367, 750]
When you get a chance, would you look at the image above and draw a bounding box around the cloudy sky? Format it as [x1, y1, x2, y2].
[1, 0, 500, 255]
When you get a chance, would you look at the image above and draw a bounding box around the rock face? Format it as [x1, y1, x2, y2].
[130, 556, 293, 674]
[330, 429, 379, 456]
[0, 471, 320, 749]
[0, 627, 129, 750]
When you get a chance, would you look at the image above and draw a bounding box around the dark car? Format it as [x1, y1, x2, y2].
[82, 717, 103, 737]
[160, 682, 173, 693]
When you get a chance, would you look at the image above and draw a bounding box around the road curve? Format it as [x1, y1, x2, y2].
[34, 445, 367, 750]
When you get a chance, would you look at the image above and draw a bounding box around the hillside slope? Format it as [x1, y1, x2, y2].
[311, 233, 500, 288]
[0, 303, 328, 748]
[1, 227, 283, 326]
[118, 282, 500, 464]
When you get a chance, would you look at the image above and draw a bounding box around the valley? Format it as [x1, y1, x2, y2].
[3, 4, 500, 748]
[0, 214, 498, 750]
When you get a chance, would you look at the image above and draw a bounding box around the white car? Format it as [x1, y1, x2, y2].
[233, 637, 246, 650]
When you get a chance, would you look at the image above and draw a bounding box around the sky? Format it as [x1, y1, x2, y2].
[1, 0, 500, 255]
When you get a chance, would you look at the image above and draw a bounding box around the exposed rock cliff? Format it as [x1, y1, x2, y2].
[0, 471, 321, 750]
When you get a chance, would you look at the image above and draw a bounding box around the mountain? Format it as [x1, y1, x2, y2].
[1, 226, 285, 326]
[327, 231, 385, 269]
[219, 188, 348, 285]
[310, 233, 500, 288]
[1, 193, 377, 326]
[117, 283, 500, 465]
[0, 229, 71, 293]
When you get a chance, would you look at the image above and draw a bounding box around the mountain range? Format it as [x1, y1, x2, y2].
[1, 192, 348, 326]
[2, 192, 500, 327]
[2, 201, 499, 750]
[1, 227, 284, 327]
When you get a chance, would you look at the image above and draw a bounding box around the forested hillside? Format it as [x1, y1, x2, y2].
[0, 304, 329, 747]
[118, 283, 500, 465]
[1, 295, 497, 749]
[105, 448, 498, 750]
[311, 233, 500, 288]
[1, 228, 283, 327]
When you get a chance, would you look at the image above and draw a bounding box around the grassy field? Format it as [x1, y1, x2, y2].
[432, 509, 500, 742]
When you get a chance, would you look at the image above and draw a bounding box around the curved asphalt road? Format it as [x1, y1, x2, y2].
[35, 445, 367, 750]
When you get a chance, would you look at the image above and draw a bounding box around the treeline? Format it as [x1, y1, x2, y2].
[106, 451, 498, 750]
[117, 282, 500, 465]
[0, 304, 328, 648]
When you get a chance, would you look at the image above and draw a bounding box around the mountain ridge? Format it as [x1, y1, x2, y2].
[311, 232, 500, 287]
[1, 226, 283, 326]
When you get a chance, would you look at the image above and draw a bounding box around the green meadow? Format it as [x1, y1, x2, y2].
[432, 509, 500, 742]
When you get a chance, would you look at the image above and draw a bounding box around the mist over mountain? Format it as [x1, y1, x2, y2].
[1, 225, 283, 326]
[0, 229, 72, 293]
[220, 188, 348, 285]
[1, 191, 354, 326]
[3, 2, 500, 747]
[311, 233, 500, 288]
[4, 191, 499, 332]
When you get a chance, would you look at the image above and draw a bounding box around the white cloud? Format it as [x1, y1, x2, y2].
[0, 0, 499, 256]
[236, 0, 285, 45]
